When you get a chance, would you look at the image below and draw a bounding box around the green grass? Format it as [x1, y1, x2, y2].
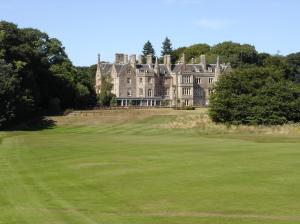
[1, 109, 300, 224]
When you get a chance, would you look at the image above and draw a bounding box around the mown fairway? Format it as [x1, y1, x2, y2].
[1, 109, 300, 224]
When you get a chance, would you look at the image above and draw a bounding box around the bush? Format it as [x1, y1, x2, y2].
[209, 67, 300, 125]
[173, 106, 195, 110]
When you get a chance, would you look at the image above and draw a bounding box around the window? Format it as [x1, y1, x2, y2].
[127, 70, 131, 74]
[195, 77, 201, 84]
[182, 87, 191, 96]
[184, 99, 189, 106]
[148, 89, 152, 97]
[208, 77, 214, 84]
[139, 77, 143, 84]
[164, 88, 169, 96]
[148, 77, 152, 83]
[208, 89, 213, 94]
[127, 78, 131, 84]
[139, 88, 143, 96]
[127, 89, 131, 96]
[182, 75, 191, 84]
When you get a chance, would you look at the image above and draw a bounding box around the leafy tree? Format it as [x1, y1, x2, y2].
[256, 52, 271, 66]
[0, 21, 97, 128]
[211, 41, 258, 67]
[0, 60, 34, 127]
[209, 67, 300, 125]
[161, 37, 173, 56]
[285, 52, 300, 81]
[172, 44, 210, 63]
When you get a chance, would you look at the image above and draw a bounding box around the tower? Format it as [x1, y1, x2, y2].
[95, 54, 102, 94]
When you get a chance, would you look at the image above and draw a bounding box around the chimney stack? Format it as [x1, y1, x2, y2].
[124, 54, 129, 64]
[130, 54, 136, 68]
[146, 54, 153, 65]
[182, 53, 186, 69]
[167, 55, 171, 70]
[200, 54, 206, 71]
[215, 56, 221, 76]
[154, 57, 159, 74]
[164, 54, 171, 70]
[115, 53, 125, 64]
[163, 55, 167, 65]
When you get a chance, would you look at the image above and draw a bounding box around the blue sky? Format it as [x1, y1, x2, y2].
[1, 0, 299, 66]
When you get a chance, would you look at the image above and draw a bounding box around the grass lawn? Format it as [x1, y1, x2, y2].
[1, 109, 300, 224]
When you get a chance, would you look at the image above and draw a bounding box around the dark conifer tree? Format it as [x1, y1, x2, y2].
[161, 37, 173, 56]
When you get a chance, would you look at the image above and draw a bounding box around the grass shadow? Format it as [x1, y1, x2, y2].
[3, 117, 56, 131]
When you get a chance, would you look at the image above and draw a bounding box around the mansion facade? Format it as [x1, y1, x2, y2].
[95, 53, 230, 107]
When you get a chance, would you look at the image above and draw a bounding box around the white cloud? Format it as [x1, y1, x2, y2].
[194, 19, 237, 30]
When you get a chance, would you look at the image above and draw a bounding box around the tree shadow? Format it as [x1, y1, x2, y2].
[3, 117, 56, 131]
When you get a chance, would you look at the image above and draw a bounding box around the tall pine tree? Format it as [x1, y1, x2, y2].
[142, 41, 155, 63]
[161, 37, 173, 56]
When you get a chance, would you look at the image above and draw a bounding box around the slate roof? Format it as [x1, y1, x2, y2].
[100, 63, 113, 75]
[102, 62, 229, 77]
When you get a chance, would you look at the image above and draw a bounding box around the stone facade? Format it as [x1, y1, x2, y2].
[95, 53, 230, 107]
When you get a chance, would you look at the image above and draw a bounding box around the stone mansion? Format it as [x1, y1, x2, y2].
[95, 53, 230, 107]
